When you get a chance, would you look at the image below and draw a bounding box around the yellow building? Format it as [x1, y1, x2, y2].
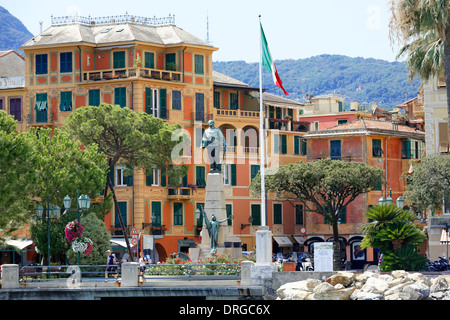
[423, 75, 450, 260]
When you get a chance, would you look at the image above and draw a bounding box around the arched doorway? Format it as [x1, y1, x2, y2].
[304, 236, 324, 254]
[155, 243, 167, 263]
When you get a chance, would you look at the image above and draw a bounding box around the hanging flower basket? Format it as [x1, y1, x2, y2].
[65, 221, 84, 243]
[71, 237, 93, 255]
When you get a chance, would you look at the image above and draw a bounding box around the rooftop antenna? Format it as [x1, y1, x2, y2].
[39, 21, 43, 34]
[206, 12, 210, 43]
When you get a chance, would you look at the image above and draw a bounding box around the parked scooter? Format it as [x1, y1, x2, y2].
[430, 256, 450, 271]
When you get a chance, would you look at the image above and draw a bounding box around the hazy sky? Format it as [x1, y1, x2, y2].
[2, 0, 400, 63]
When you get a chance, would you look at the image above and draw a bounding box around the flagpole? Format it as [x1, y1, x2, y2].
[259, 15, 266, 227]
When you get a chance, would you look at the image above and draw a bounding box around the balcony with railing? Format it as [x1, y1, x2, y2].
[83, 67, 183, 83]
[269, 118, 310, 132]
[215, 108, 260, 120]
[27, 112, 55, 127]
[167, 187, 195, 200]
[191, 112, 213, 123]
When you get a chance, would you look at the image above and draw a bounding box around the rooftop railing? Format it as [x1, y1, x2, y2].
[51, 13, 176, 27]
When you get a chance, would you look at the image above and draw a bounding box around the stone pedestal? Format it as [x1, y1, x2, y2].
[199, 172, 235, 257]
[251, 226, 276, 286]
[1, 264, 19, 289]
[255, 226, 273, 264]
[121, 262, 139, 287]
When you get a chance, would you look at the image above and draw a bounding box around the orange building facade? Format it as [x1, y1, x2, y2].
[0, 15, 311, 263]
[302, 119, 425, 268]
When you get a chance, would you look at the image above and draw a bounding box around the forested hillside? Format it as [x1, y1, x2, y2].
[213, 55, 422, 109]
[0, 6, 33, 52]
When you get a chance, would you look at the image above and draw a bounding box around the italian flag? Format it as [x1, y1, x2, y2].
[260, 23, 289, 95]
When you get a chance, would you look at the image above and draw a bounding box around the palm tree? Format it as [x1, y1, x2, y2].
[361, 204, 428, 271]
[390, 0, 450, 141]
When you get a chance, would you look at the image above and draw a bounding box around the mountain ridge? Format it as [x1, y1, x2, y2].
[0, 6, 33, 53]
[213, 54, 421, 109]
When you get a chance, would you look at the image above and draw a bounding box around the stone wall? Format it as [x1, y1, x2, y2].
[276, 270, 450, 300]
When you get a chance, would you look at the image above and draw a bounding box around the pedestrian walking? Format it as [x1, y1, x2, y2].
[139, 251, 147, 282]
[105, 250, 118, 282]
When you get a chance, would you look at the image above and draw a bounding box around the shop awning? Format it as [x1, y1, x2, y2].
[293, 236, 305, 245]
[273, 236, 293, 247]
[5, 239, 33, 250]
[110, 238, 132, 248]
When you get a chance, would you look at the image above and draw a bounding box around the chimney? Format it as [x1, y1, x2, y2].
[392, 121, 398, 131]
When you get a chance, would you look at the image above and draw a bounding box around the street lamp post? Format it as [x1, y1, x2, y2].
[63, 191, 91, 265]
[35, 198, 60, 278]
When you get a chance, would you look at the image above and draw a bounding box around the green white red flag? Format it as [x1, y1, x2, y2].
[260, 22, 289, 95]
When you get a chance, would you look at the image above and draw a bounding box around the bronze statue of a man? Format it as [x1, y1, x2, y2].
[201, 120, 227, 173]
[199, 205, 233, 254]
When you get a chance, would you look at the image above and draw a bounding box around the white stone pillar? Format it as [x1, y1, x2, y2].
[241, 260, 254, 286]
[255, 226, 272, 264]
[251, 226, 275, 286]
[121, 262, 139, 287]
[1, 264, 19, 289]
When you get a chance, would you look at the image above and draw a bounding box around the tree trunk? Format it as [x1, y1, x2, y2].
[332, 219, 342, 271]
[108, 174, 134, 261]
[445, 26, 450, 145]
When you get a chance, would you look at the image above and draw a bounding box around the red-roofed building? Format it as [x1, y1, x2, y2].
[301, 118, 425, 268]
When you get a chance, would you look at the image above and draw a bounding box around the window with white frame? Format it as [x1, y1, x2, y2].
[116, 166, 127, 186]
[151, 169, 160, 186]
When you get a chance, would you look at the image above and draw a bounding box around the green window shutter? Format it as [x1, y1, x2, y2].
[89, 89, 100, 106]
[295, 205, 304, 225]
[194, 54, 204, 74]
[196, 166, 206, 188]
[276, 107, 281, 119]
[301, 139, 307, 155]
[339, 207, 347, 224]
[274, 134, 279, 154]
[109, 165, 115, 187]
[230, 93, 238, 110]
[152, 202, 161, 226]
[126, 167, 133, 186]
[116, 202, 127, 229]
[113, 51, 125, 69]
[59, 91, 72, 111]
[115, 87, 126, 107]
[372, 139, 382, 157]
[165, 53, 176, 70]
[196, 203, 204, 226]
[214, 91, 220, 108]
[160, 88, 167, 119]
[281, 135, 287, 154]
[161, 168, 167, 187]
[231, 164, 237, 186]
[274, 203, 282, 224]
[145, 52, 155, 69]
[172, 90, 181, 110]
[226, 204, 232, 226]
[251, 204, 261, 226]
[250, 165, 259, 181]
[288, 108, 293, 118]
[145, 87, 152, 114]
[338, 101, 343, 112]
[173, 202, 183, 226]
[294, 136, 300, 155]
